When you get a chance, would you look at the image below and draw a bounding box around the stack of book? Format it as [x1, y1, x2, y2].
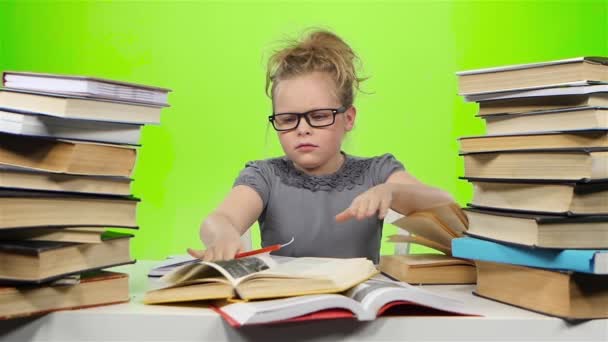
[0, 71, 171, 319]
[453, 57, 608, 320]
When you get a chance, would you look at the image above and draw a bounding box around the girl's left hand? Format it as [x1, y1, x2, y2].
[335, 183, 394, 222]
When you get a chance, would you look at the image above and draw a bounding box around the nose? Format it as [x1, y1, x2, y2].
[296, 115, 313, 135]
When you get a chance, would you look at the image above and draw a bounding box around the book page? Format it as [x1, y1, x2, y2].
[160, 255, 276, 286]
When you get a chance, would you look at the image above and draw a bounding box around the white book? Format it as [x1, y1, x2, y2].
[0, 109, 141, 145]
[3, 71, 171, 106]
[216, 275, 480, 326]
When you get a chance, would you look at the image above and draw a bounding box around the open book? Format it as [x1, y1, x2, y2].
[144, 256, 378, 304]
[214, 275, 481, 326]
[380, 203, 475, 284]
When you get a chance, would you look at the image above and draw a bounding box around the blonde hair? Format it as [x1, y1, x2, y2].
[265, 29, 366, 108]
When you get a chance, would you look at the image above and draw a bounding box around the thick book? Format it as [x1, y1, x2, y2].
[474, 261, 608, 320]
[3, 71, 171, 107]
[0, 109, 142, 145]
[0, 89, 162, 124]
[482, 108, 608, 135]
[0, 227, 107, 244]
[466, 178, 608, 215]
[0, 271, 129, 320]
[465, 83, 608, 103]
[477, 93, 608, 116]
[378, 254, 476, 285]
[456, 56, 608, 95]
[0, 167, 131, 196]
[213, 275, 480, 326]
[459, 131, 608, 154]
[0, 231, 134, 283]
[452, 237, 608, 274]
[464, 207, 608, 249]
[0, 132, 137, 177]
[0, 190, 138, 229]
[462, 148, 608, 181]
[144, 256, 378, 304]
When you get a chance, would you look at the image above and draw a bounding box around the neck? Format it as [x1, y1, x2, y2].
[293, 152, 345, 176]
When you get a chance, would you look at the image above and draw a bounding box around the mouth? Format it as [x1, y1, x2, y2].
[295, 143, 319, 150]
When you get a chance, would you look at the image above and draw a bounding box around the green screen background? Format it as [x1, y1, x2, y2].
[0, 1, 606, 260]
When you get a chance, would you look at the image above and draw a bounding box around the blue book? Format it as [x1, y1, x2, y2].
[452, 237, 608, 274]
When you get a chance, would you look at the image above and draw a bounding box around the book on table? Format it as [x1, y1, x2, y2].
[481, 109, 608, 135]
[0, 132, 137, 177]
[379, 203, 476, 285]
[213, 274, 481, 326]
[2, 71, 171, 107]
[0, 227, 108, 244]
[0, 108, 142, 145]
[464, 207, 608, 249]
[144, 256, 378, 304]
[0, 89, 163, 124]
[474, 261, 608, 320]
[0, 189, 138, 229]
[0, 231, 134, 283]
[0, 271, 129, 320]
[456, 56, 608, 95]
[464, 178, 608, 215]
[477, 92, 608, 116]
[452, 236, 608, 274]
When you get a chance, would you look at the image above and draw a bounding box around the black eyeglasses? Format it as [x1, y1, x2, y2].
[268, 106, 347, 131]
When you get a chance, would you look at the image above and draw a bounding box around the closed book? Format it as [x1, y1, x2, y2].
[482, 108, 608, 135]
[456, 57, 608, 95]
[465, 178, 608, 215]
[379, 254, 476, 285]
[0, 109, 142, 145]
[459, 131, 608, 154]
[464, 207, 608, 249]
[0, 167, 131, 196]
[477, 93, 608, 116]
[0, 132, 136, 177]
[0, 89, 162, 124]
[3, 71, 171, 107]
[462, 148, 608, 181]
[0, 271, 129, 320]
[465, 83, 608, 103]
[0, 190, 138, 229]
[474, 261, 608, 320]
[452, 237, 608, 274]
[0, 227, 110, 244]
[0, 231, 134, 283]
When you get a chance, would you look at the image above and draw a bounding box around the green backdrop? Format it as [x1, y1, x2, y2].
[0, 1, 606, 259]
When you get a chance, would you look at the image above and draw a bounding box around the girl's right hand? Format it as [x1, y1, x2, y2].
[187, 235, 244, 262]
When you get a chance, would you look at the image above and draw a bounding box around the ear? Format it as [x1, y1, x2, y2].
[344, 106, 357, 132]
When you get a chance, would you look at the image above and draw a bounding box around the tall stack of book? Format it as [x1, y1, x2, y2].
[452, 57, 608, 320]
[0, 71, 171, 319]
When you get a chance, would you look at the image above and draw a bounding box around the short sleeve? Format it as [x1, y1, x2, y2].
[233, 161, 272, 207]
[371, 153, 405, 185]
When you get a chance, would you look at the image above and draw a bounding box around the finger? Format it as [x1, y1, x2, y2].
[202, 248, 215, 262]
[378, 197, 391, 220]
[356, 198, 369, 220]
[365, 197, 379, 217]
[222, 246, 238, 261]
[187, 248, 205, 259]
[335, 208, 354, 222]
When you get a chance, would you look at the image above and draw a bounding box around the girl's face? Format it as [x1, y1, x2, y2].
[272, 71, 356, 173]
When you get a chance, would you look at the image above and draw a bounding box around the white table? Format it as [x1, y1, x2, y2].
[1, 261, 607, 341]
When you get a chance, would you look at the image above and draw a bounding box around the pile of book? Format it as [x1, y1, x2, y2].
[0, 71, 171, 319]
[144, 254, 480, 326]
[452, 57, 608, 320]
[378, 204, 477, 285]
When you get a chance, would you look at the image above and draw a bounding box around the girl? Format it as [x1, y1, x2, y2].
[188, 30, 454, 263]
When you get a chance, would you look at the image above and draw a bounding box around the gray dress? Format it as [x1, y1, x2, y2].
[233, 152, 405, 263]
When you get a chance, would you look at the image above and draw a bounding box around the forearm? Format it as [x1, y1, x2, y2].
[387, 182, 455, 215]
[199, 212, 242, 246]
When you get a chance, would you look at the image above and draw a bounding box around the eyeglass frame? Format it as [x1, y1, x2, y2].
[267, 106, 348, 131]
